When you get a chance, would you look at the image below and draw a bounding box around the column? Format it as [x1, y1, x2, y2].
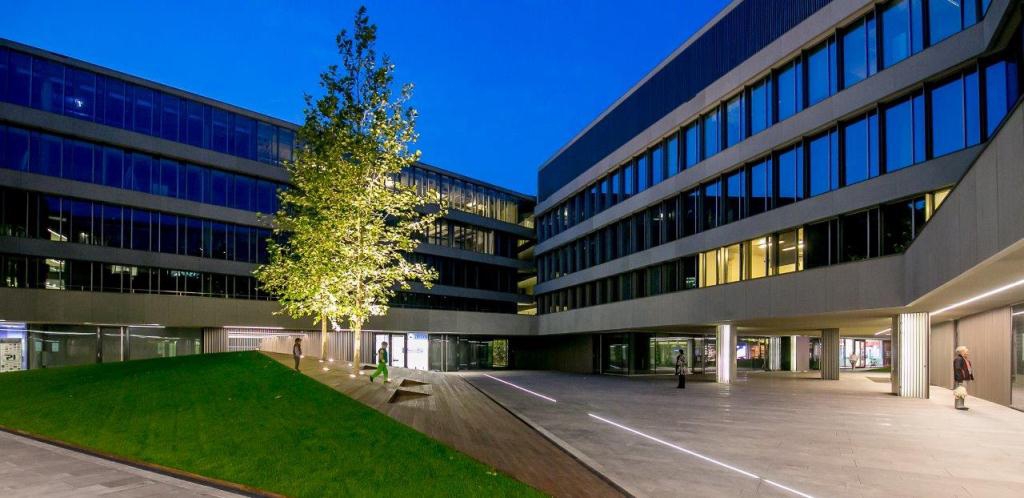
[790, 335, 800, 372]
[820, 328, 840, 380]
[716, 324, 736, 384]
[891, 312, 930, 398]
[768, 337, 781, 371]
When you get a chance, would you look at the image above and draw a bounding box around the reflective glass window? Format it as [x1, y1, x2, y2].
[684, 122, 700, 167]
[748, 157, 772, 216]
[651, 143, 664, 185]
[725, 94, 744, 147]
[776, 60, 802, 121]
[186, 101, 207, 147]
[636, 154, 648, 192]
[159, 93, 180, 141]
[702, 179, 720, 230]
[62, 139, 93, 183]
[101, 76, 126, 128]
[724, 168, 745, 224]
[775, 145, 803, 207]
[30, 132, 61, 177]
[64, 68, 96, 119]
[842, 113, 879, 185]
[749, 77, 772, 135]
[101, 205, 122, 248]
[4, 127, 30, 172]
[257, 122, 277, 164]
[99, 147, 123, 188]
[156, 159, 179, 198]
[211, 109, 229, 153]
[127, 153, 152, 194]
[808, 129, 839, 197]
[31, 57, 64, 113]
[131, 86, 154, 135]
[8, 51, 31, 106]
[666, 134, 679, 177]
[930, 76, 966, 157]
[682, 189, 699, 236]
[807, 39, 837, 105]
[158, 213, 177, 254]
[928, 0, 963, 45]
[842, 18, 877, 88]
[702, 109, 720, 158]
[984, 59, 1019, 136]
[131, 209, 150, 252]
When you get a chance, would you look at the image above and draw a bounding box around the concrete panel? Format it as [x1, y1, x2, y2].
[0, 288, 536, 336]
[956, 307, 1012, 406]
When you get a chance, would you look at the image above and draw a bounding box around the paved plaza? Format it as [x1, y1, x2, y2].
[466, 370, 1024, 498]
[0, 430, 241, 498]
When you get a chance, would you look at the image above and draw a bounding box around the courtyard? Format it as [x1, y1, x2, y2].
[467, 370, 1024, 497]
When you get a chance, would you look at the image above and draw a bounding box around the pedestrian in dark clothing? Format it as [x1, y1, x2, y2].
[292, 338, 303, 371]
[675, 351, 687, 389]
[953, 346, 974, 411]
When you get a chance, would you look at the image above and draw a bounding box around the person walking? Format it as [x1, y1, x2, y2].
[370, 342, 389, 383]
[292, 338, 302, 371]
[953, 346, 974, 411]
[675, 350, 687, 389]
[848, 351, 860, 370]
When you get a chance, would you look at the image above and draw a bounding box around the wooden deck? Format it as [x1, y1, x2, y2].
[264, 353, 624, 498]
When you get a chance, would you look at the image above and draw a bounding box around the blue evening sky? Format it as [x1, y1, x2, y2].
[2, 0, 731, 195]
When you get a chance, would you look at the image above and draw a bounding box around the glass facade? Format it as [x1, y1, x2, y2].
[0, 187, 272, 263]
[538, 189, 950, 314]
[0, 124, 284, 214]
[401, 165, 525, 224]
[0, 47, 295, 166]
[537, 50, 1019, 282]
[536, 0, 996, 243]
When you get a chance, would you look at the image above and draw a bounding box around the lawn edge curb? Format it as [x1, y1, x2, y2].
[0, 425, 288, 498]
[461, 376, 639, 498]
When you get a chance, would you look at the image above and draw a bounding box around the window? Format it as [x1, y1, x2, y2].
[748, 158, 772, 216]
[881, 0, 923, 68]
[128, 153, 152, 194]
[100, 147, 123, 189]
[807, 129, 839, 197]
[806, 39, 837, 105]
[778, 228, 802, 274]
[31, 58, 64, 113]
[882, 197, 926, 254]
[930, 75, 967, 157]
[702, 180, 720, 231]
[651, 143, 664, 185]
[132, 86, 155, 135]
[159, 93, 180, 141]
[7, 51, 31, 106]
[666, 134, 680, 177]
[636, 154, 649, 192]
[883, 92, 925, 172]
[101, 76, 126, 128]
[842, 17, 877, 88]
[745, 236, 772, 279]
[257, 122, 277, 164]
[723, 243, 742, 283]
[684, 122, 700, 167]
[749, 76, 772, 135]
[186, 101, 207, 148]
[30, 132, 61, 177]
[928, 0, 963, 45]
[64, 68, 96, 120]
[101, 205, 123, 248]
[775, 144, 803, 207]
[623, 161, 635, 197]
[62, 139, 93, 183]
[131, 209, 150, 252]
[984, 59, 1019, 136]
[775, 59, 802, 121]
[725, 94, 744, 147]
[839, 210, 876, 262]
[700, 249, 719, 287]
[724, 168, 745, 224]
[842, 113, 879, 186]
[702, 109, 720, 158]
[804, 220, 835, 269]
[682, 188, 699, 237]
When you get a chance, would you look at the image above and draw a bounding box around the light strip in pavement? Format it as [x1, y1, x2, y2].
[588, 413, 815, 498]
[482, 374, 556, 402]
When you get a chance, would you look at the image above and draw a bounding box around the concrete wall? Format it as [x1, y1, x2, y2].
[930, 321, 955, 389]
[511, 334, 596, 373]
[0, 288, 537, 336]
[956, 307, 1013, 406]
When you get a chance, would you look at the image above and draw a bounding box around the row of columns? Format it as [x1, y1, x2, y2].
[714, 312, 930, 398]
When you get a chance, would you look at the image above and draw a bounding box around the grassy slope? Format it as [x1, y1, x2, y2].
[0, 352, 541, 498]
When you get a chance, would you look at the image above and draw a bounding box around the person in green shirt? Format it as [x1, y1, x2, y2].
[370, 342, 389, 383]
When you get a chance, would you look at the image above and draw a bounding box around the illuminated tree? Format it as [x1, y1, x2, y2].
[256, 7, 442, 368]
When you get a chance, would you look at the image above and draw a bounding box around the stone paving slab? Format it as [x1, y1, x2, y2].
[0, 430, 242, 498]
[465, 370, 1024, 498]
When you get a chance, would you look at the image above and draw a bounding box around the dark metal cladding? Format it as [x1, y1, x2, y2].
[538, 0, 835, 202]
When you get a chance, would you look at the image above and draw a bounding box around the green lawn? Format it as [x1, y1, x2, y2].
[0, 352, 541, 497]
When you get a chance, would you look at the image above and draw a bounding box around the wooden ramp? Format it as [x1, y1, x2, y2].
[265, 353, 623, 498]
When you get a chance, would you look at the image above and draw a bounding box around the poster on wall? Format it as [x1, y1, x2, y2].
[0, 340, 24, 373]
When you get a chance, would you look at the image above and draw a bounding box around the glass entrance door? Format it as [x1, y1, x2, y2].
[374, 333, 407, 368]
[1012, 305, 1023, 411]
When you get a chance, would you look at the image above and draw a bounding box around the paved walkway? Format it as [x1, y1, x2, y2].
[466, 370, 1024, 498]
[0, 430, 241, 498]
[265, 352, 623, 498]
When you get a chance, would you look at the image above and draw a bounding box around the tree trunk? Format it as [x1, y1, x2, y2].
[320, 313, 328, 361]
[352, 319, 362, 372]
